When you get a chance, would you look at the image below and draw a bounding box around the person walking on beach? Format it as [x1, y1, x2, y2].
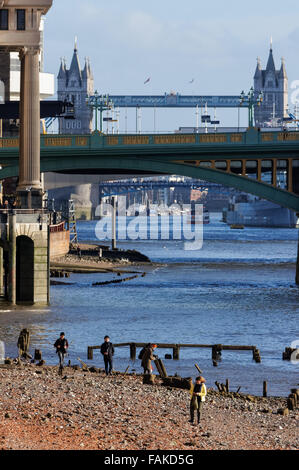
[189, 376, 207, 425]
[141, 344, 157, 374]
[101, 335, 114, 375]
[54, 332, 69, 374]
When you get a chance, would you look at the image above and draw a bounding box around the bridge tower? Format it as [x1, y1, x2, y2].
[254, 42, 288, 127]
[0, 1, 53, 305]
[50, 41, 98, 220]
[57, 40, 94, 134]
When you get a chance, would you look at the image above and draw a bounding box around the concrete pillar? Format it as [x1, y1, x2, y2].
[17, 47, 42, 208]
[8, 213, 16, 304]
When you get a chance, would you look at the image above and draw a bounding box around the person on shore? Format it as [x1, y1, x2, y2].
[189, 376, 207, 425]
[54, 332, 69, 374]
[100, 335, 114, 375]
[141, 344, 157, 374]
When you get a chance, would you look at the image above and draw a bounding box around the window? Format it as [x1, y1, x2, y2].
[77, 121, 81, 129]
[0, 10, 8, 30]
[17, 10, 26, 30]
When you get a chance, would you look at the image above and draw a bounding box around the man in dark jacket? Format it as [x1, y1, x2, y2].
[54, 332, 69, 374]
[101, 335, 114, 375]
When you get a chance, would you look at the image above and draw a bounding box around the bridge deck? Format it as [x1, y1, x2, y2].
[0, 129, 298, 211]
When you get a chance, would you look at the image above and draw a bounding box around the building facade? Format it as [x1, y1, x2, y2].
[57, 43, 94, 134]
[254, 44, 288, 127]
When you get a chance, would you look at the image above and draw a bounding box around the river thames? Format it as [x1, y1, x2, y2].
[0, 214, 298, 397]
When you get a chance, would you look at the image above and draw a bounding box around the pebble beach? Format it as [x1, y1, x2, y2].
[0, 364, 298, 451]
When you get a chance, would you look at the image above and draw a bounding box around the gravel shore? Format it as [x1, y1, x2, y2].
[0, 364, 298, 451]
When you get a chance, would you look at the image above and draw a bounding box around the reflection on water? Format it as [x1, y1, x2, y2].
[0, 214, 298, 396]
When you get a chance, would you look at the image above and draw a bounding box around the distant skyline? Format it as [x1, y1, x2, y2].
[44, 0, 299, 130]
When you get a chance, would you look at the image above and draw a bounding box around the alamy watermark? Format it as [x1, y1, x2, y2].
[94, 197, 203, 251]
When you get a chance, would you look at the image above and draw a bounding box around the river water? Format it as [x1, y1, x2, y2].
[0, 214, 298, 397]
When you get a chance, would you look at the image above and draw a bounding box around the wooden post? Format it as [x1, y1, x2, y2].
[34, 349, 42, 361]
[212, 345, 222, 362]
[154, 358, 163, 376]
[17, 328, 30, 358]
[87, 347, 93, 360]
[173, 345, 180, 360]
[215, 381, 222, 392]
[287, 396, 295, 411]
[226, 379, 230, 393]
[289, 393, 297, 407]
[194, 364, 202, 375]
[158, 358, 168, 378]
[263, 381, 268, 398]
[253, 348, 261, 363]
[130, 343, 136, 361]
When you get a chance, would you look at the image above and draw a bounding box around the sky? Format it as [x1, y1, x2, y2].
[43, 0, 299, 131]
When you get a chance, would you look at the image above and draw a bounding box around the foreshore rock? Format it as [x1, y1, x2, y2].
[0, 364, 298, 451]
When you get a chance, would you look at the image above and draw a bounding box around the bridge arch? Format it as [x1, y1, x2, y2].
[1, 156, 298, 212]
[16, 235, 34, 304]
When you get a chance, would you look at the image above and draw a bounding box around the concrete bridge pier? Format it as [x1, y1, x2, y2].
[0, 1, 53, 304]
[0, 211, 50, 305]
[17, 47, 43, 209]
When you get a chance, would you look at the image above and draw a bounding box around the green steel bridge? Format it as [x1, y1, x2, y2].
[0, 128, 299, 212]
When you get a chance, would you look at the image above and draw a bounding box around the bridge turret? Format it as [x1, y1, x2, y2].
[57, 40, 94, 135]
[253, 42, 288, 128]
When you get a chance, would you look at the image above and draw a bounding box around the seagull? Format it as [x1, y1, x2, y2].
[144, 77, 151, 84]
[189, 78, 195, 84]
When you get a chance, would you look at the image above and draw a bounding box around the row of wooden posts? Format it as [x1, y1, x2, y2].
[87, 342, 262, 364]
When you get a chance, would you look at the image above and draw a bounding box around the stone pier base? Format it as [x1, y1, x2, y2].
[0, 211, 49, 305]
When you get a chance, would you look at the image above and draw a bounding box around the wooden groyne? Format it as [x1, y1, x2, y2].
[87, 342, 261, 364]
